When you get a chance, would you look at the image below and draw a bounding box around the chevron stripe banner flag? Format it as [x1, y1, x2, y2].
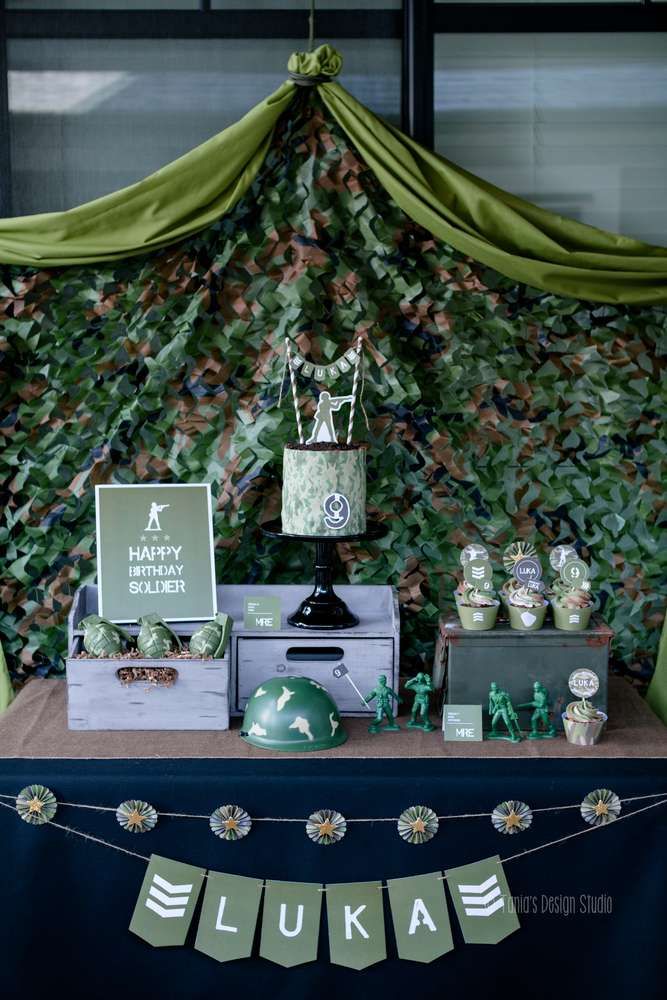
[129, 855, 206, 947]
[445, 855, 520, 945]
[129, 854, 519, 960]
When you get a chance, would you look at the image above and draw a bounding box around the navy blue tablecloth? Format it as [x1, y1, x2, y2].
[1, 756, 666, 999]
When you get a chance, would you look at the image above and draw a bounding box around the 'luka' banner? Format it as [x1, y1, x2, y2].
[130, 855, 519, 964]
[289, 347, 360, 381]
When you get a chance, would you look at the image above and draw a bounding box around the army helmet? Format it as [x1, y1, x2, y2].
[241, 675, 347, 752]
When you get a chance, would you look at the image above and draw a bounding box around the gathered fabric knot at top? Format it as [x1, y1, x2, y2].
[287, 44, 343, 86]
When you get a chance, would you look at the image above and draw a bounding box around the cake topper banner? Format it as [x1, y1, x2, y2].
[290, 347, 360, 381]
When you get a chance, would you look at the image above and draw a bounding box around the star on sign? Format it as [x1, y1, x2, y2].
[140, 535, 147, 542]
[164, 535, 170, 541]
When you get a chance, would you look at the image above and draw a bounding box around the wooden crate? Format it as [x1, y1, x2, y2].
[67, 587, 229, 731]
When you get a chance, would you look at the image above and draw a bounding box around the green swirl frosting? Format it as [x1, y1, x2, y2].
[566, 699, 604, 723]
[288, 44, 343, 79]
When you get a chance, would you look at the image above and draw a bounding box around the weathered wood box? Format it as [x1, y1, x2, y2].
[67, 586, 230, 731]
[433, 612, 613, 730]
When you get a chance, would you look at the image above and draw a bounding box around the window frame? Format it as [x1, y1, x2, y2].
[1, 0, 665, 215]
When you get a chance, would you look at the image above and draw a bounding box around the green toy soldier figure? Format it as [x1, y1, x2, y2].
[487, 681, 522, 742]
[405, 672, 436, 732]
[517, 681, 556, 739]
[365, 674, 402, 733]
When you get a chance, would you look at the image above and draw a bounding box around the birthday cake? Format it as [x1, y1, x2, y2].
[282, 443, 366, 537]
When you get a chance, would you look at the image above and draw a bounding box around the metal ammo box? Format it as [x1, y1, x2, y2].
[432, 613, 612, 730]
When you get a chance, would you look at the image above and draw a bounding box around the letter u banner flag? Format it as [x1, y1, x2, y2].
[259, 880, 323, 967]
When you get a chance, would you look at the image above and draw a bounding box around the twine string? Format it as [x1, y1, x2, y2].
[1, 796, 665, 890]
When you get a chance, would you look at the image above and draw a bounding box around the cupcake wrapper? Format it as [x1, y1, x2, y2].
[562, 712, 607, 746]
[455, 594, 499, 631]
[551, 601, 593, 631]
[507, 602, 547, 631]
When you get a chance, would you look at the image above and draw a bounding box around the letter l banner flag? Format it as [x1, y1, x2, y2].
[387, 872, 454, 963]
[129, 854, 206, 947]
[195, 871, 263, 963]
[445, 854, 520, 945]
[326, 881, 386, 969]
[259, 880, 323, 967]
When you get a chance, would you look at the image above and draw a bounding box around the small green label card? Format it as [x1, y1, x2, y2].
[244, 595, 281, 630]
[443, 705, 483, 742]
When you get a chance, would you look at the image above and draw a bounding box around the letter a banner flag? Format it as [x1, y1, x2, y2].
[259, 880, 322, 967]
[387, 872, 454, 963]
[326, 881, 386, 970]
[194, 871, 263, 963]
[129, 855, 206, 947]
[445, 855, 520, 945]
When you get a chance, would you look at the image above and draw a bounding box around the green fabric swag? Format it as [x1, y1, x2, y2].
[647, 614, 667, 726]
[0, 44, 666, 304]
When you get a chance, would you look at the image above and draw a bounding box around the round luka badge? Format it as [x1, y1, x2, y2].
[568, 669, 600, 700]
[561, 559, 589, 587]
[463, 558, 493, 592]
[513, 556, 543, 588]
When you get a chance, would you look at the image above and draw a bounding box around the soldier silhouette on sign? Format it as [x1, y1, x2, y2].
[306, 391, 354, 445]
[145, 502, 169, 532]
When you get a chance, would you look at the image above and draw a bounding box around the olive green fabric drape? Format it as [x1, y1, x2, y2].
[0, 82, 296, 267]
[647, 616, 667, 726]
[1, 45, 666, 304]
[319, 81, 667, 305]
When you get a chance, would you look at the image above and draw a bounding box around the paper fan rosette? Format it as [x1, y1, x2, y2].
[503, 540, 537, 572]
[491, 800, 533, 835]
[16, 784, 57, 825]
[210, 804, 252, 841]
[397, 805, 439, 845]
[116, 800, 158, 833]
[306, 808, 347, 846]
[580, 789, 621, 827]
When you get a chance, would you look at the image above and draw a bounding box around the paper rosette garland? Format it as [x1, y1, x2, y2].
[209, 805, 252, 842]
[306, 809, 347, 846]
[397, 806, 439, 845]
[116, 800, 158, 834]
[16, 784, 57, 825]
[580, 789, 622, 827]
[491, 800, 533, 835]
[503, 540, 537, 572]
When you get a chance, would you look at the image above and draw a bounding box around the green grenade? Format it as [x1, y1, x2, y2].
[79, 615, 131, 657]
[241, 675, 347, 752]
[189, 613, 232, 658]
[136, 614, 182, 658]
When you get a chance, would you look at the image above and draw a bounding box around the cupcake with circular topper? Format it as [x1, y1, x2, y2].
[550, 549, 595, 630]
[562, 669, 607, 745]
[503, 543, 548, 631]
[454, 544, 499, 630]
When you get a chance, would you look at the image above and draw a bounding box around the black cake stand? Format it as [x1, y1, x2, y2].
[261, 518, 388, 630]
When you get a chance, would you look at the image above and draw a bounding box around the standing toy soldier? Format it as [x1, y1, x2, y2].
[306, 391, 355, 444]
[145, 502, 169, 532]
[405, 672, 436, 732]
[518, 681, 556, 739]
[365, 674, 402, 734]
[487, 681, 522, 742]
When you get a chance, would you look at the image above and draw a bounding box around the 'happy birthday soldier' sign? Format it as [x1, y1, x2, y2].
[95, 484, 217, 622]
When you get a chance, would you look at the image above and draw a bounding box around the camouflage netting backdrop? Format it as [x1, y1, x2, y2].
[1, 91, 665, 685]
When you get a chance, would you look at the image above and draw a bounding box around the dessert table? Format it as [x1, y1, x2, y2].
[1, 676, 666, 999]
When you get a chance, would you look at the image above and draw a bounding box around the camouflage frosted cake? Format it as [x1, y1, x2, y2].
[282, 442, 366, 537]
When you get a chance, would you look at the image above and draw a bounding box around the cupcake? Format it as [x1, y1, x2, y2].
[507, 583, 548, 631]
[455, 580, 499, 631]
[562, 699, 607, 746]
[550, 554, 594, 630]
[455, 544, 498, 630]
